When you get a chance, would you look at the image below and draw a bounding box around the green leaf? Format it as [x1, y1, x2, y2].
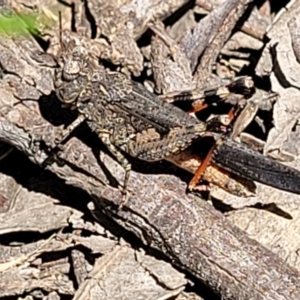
[0, 13, 39, 36]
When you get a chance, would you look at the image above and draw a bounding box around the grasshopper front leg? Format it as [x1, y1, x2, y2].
[55, 114, 87, 145]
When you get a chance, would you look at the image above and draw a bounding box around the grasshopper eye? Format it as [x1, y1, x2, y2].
[62, 71, 78, 81]
[62, 60, 81, 81]
[73, 46, 88, 60]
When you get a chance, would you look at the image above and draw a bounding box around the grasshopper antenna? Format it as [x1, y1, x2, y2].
[54, 10, 67, 69]
[58, 11, 64, 53]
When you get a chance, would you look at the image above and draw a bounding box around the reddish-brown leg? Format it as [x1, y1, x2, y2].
[188, 102, 208, 114]
[227, 107, 236, 121]
[188, 103, 240, 190]
[188, 143, 216, 191]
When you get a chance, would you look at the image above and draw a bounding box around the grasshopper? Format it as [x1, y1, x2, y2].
[51, 29, 300, 204]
